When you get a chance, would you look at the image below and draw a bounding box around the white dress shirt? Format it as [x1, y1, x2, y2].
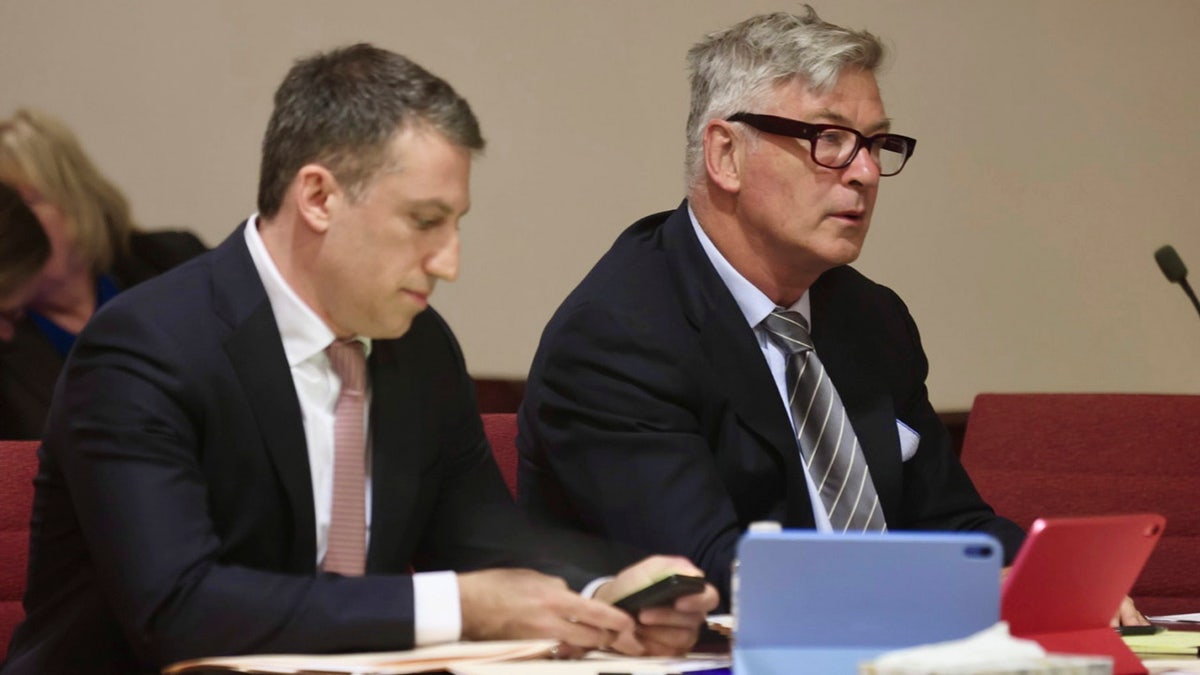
[688, 207, 834, 532]
[244, 216, 460, 644]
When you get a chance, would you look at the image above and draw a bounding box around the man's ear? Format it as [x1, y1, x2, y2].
[703, 120, 744, 194]
[294, 164, 341, 234]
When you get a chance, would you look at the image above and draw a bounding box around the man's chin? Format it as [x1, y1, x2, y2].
[830, 242, 864, 267]
[369, 311, 424, 340]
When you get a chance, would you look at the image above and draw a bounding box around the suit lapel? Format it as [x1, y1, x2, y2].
[365, 337, 425, 572]
[810, 269, 904, 521]
[212, 225, 317, 569]
[662, 203, 816, 527]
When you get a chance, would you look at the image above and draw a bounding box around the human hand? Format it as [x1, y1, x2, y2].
[1111, 595, 1148, 627]
[593, 555, 719, 656]
[457, 568, 634, 657]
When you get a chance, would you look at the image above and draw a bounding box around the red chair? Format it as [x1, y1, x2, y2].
[960, 393, 1200, 616]
[0, 440, 38, 655]
[481, 413, 520, 498]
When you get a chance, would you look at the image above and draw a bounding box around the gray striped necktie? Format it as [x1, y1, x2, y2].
[761, 309, 887, 532]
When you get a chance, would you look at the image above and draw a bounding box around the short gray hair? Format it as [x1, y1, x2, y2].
[684, 7, 885, 186]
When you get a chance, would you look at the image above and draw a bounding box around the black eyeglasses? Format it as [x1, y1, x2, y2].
[726, 112, 917, 177]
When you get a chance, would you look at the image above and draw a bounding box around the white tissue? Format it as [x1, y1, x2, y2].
[863, 622, 1112, 675]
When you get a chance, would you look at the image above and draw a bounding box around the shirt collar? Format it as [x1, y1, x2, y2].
[243, 215, 371, 366]
[687, 205, 810, 330]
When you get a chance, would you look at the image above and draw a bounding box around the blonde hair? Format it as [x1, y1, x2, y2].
[0, 109, 137, 273]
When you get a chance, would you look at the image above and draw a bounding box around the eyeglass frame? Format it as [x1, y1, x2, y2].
[725, 112, 917, 177]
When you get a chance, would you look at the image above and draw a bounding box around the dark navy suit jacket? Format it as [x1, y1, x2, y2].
[2, 226, 614, 674]
[517, 202, 1024, 607]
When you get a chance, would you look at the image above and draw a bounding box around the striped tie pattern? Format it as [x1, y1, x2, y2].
[761, 309, 887, 532]
[323, 339, 368, 575]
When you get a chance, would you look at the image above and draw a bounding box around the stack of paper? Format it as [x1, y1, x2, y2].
[1122, 630, 1200, 659]
[1150, 614, 1200, 625]
[452, 652, 732, 675]
[163, 639, 556, 674]
[164, 641, 733, 675]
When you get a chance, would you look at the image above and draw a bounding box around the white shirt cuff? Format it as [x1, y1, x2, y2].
[413, 571, 461, 645]
[580, 575, 614, 600]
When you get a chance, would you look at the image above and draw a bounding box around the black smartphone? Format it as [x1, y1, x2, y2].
[1117, 624, 1163, 636]
[612, 574, 707, 615]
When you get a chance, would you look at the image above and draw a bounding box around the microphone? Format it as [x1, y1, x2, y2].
[1154, 245, 1200, 319]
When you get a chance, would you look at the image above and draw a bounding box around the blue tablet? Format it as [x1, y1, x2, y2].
[734, 529, 1001, 674]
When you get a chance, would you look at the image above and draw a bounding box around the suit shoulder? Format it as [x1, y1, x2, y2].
[104, 247, 216, 314]
[556, 209, 678, 312]
[816, 265, 910, 313]
[83, 248, 225, 361]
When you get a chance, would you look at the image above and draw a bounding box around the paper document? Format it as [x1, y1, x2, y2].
[163, 639, 555, 674]
[705, 613, 732, 637]
[1122, 630, 1200, 657]
[1144, 660, 1200, 675]
[451, 652, 731, 675]
[1152, 614, 1200, 623]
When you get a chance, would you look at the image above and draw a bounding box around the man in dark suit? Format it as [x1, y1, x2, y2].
[1, 44, 716, 674]
[517, 8, 1027, 609]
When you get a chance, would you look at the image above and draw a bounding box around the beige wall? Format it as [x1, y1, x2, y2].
[3, 1, 1198, 409]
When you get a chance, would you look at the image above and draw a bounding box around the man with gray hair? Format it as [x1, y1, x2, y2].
[518, 8, 1025, 608]
[2, 44, 717, 674]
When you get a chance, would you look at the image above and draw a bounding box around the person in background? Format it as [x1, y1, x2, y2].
[0, 181, 52, 339]
[0, 44, 716, 675]
[0, 108, 207, 439]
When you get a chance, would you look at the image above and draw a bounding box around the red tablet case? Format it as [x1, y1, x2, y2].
[1001, 514, 1165, 675]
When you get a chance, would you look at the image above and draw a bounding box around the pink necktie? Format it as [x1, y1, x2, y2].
[323, 339, 367, 575]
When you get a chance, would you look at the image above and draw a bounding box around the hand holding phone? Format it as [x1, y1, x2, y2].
[612, 574, 707, 616]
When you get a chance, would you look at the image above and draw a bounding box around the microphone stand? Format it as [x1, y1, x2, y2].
[1179, 279, 1200, 320]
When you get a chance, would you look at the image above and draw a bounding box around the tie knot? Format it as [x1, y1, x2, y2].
[327, 339, 367, 395]
[761, 309, 813, 355]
